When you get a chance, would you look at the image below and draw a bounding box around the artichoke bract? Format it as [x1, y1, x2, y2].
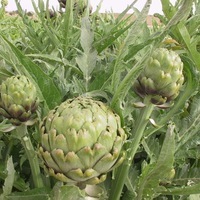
[0, 75, 39, 125]
[39, 97, 126, 186]
[134, 48, 184, 105]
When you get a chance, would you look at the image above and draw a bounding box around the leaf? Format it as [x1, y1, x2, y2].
[174, 93, 200, 162]
[110, 48, 151, 114]
[76, 50, 97, 78]
[94, 16, 134, 54]
[160, 0, 176, 19]
[62, 0, 73, 55]
[0, 120, 15, 133]
[142, 137, 161, 162]
[136, 124, 175, 199]
[0, 161, 28, 192]
[110, 0, 152, 93]
[2, 157, 15, 196]
[83, 90, 110, 100]
[125, 166, 139, 198]
[177, 22, 200, 70]
[80, 17, 94, 53]
[6, 188, 51, 200]
[76, 17, 97, 88]
[51, 183, 85, 200]
[164, 0, 193, 30]
[122, 0, 152, 53]
[160, 182, 200, 196]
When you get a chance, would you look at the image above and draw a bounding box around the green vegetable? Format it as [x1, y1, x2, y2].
[39, 97, 126, 187]
[0, 75, 39, 125]
[1, 0, 8, 7]
[134, 48, 184, 105]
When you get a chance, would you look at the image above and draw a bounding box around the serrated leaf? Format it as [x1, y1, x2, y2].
[62, 0, 73, 54]
[165, 0, 193, 30]
[6, 187, 51, 200]
[142, 137, 161, 162]
[174, 93, 200, 165]
[136, 124, 175, 199]
[52, 183, 85, 200]
[3, 157, 15, 196]
[161, 0, 176, 19]
[76, 17, 97, 81]
[82, 90, 110, 102]
[160, 181, 200, 196]
[76, 50, 97, 77]
[81, 17, 94, 53]
[110, 0, 152, 94]
[0, 161, 28, 192]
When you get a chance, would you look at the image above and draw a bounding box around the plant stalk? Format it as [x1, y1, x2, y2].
[109, 97, 154, 200]
[16, 124, 44, 188]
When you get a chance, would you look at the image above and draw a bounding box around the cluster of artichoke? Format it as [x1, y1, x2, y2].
[39, 97, 126, 186]
[0, 74, 126, 187]
[134, 48, 184, 105]
[0, 75, 39, 125]
[0, 46, 184, 188]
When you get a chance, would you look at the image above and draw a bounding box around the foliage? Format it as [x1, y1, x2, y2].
[0, 0, 199, 199]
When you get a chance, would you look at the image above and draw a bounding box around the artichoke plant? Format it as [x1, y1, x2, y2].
[134, 48, 184, 105]
[0, 75, 39, 125]
[39, 97, 126, 187]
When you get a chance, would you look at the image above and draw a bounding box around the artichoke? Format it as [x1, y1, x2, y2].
[1, 0, 8, 7]
[134, 48, 184, 105]
[39, 97, 126, 186]
[0, 75, 39, 125]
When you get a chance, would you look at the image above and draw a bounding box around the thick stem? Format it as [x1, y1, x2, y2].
[16, 124, 44, 188]
[109, 97, 154, 200]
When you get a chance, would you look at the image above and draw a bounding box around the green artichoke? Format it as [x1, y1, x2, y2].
[134, 48, 184, 105]
[1, 0, 8, 7]
[0, 75, 39, 125]
[39, 97, 126, 186]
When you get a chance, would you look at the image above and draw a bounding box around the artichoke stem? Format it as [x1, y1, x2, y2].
[16, 125, 44, 188]
[109, 96, 155, 200]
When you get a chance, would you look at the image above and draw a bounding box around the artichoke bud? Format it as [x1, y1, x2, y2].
[0, 75, 39, 125]
[39, 97, 126, 186]
[134, 48, 184, 105]
[1, 0, 8, 7]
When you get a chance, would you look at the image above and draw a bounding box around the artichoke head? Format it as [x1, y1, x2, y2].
[39, 97, 126, 186]
[134, 48, 184, 105]
[0, 75, 39, 125]
[1, 0, 8, 7]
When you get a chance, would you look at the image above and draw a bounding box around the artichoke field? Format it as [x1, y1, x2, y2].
[0, 0, 200, 200]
